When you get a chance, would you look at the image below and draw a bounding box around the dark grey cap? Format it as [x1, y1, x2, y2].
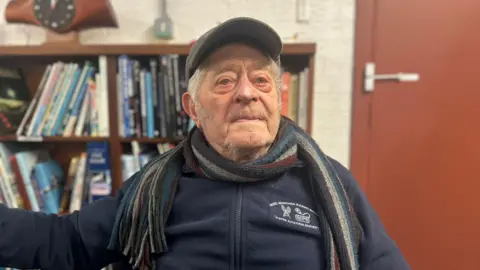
[185, 17, 283, 79]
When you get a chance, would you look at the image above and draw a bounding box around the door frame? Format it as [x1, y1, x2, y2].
[349, 0, 375, 191]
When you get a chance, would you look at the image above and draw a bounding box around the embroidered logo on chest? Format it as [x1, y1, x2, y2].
[269, 201, 319, 231]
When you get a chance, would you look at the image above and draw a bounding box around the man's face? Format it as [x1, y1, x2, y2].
[183, 43, 281, 157]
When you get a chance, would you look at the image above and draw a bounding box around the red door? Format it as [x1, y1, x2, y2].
[350, 0, 480, 269]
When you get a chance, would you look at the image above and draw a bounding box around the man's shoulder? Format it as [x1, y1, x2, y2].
[323, 155, 370, 212]
[115, 172, 141, 200]
[326, 156, 349, 172]
[325, 156, 361, 192]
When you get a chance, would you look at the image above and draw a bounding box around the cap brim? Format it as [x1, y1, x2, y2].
[187, 17, 283, 78]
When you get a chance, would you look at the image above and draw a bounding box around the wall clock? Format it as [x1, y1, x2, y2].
[4, 0, 118, 43]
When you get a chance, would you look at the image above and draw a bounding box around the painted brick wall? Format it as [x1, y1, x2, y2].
[0, 0, 355, 167]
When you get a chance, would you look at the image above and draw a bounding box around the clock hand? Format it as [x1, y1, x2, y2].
[50, 0, 57, 9]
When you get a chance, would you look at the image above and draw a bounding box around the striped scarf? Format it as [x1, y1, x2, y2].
[108, 116, 362, 270]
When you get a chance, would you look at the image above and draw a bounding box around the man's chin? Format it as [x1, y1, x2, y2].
[227, 133, 272, 148]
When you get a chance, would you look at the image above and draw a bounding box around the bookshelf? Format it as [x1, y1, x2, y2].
[0, 43, 316, 196]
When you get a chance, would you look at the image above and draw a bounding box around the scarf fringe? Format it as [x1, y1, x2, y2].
[108, 117, 361, 270]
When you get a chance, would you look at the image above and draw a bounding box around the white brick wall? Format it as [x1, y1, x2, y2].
[0, 0, 355, 167]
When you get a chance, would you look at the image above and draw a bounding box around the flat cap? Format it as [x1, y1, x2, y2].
[185, 17, 283, 79]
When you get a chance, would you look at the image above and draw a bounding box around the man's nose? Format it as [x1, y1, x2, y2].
[234, 76, 259, 104]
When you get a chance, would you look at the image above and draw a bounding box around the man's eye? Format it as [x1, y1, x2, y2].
[254, 77, 268, 84]
[218, 79, 232, 85]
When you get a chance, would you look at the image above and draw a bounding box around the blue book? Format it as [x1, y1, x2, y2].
[32, 160, 64, 214]
[145, 71, 154, 138]
[86, 142, 112, 203]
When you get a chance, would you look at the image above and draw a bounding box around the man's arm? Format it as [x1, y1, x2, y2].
[0, 174, 136, 270]
[328, 157, 411, 270]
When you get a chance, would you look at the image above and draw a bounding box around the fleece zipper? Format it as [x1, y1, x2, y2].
[232, 184, 244, 270]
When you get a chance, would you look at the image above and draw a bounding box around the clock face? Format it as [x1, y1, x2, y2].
[33, 0, 76, 32]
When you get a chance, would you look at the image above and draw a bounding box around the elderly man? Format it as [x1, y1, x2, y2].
[0, 17, 409, 270]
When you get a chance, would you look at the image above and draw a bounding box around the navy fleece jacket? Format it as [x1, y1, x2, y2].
[0, 157, 410, 270]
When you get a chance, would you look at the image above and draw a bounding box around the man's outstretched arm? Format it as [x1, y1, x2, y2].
[0, 175, 135, 270]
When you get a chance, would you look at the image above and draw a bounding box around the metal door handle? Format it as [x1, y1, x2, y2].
[364, 62, 420, 92]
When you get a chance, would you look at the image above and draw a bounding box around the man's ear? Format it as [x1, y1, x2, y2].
[182, 92, 200, 127]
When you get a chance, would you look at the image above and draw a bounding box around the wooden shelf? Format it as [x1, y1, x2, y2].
[0, 135, 109, 142]
[120, 137, 183, 144]
[0, 43, 316, 56]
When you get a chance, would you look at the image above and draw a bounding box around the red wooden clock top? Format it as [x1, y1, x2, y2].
[4, 0, 118, 34]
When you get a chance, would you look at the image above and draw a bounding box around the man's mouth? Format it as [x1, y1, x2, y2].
[234, 116, 264, 122]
